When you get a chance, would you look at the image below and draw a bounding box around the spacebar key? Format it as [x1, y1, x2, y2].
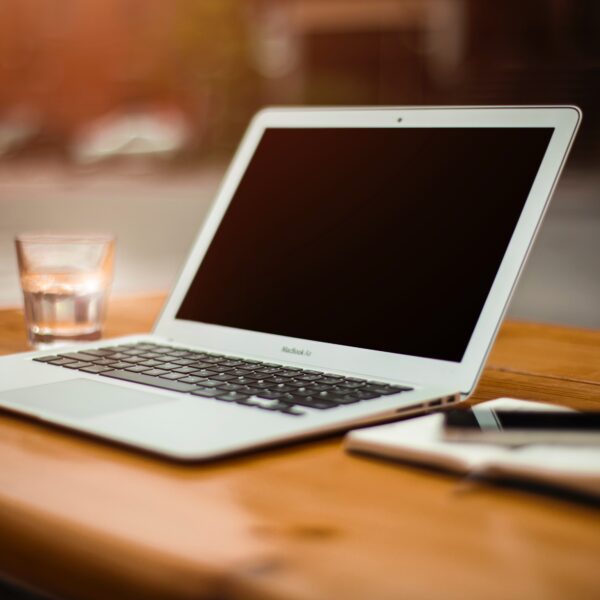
[102, 370, 197, 392]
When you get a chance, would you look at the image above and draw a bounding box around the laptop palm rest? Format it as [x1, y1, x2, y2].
[0, 379, 171, 420]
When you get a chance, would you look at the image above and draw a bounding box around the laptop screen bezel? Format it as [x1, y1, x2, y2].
[154, 106, 580, 395]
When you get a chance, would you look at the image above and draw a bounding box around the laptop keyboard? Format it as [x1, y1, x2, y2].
[33, 342, 413, 416]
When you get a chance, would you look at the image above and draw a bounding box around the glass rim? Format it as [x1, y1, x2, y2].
[15, 232, 116, 245]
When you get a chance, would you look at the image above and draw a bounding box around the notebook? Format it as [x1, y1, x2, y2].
[0, 106, 581, 460]
[346, 399, 600, 498]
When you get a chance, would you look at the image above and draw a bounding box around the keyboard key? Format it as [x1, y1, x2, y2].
[160, 372, 187, 380]
[199, 356, 222, 364]
[231, 376, 255, 386]
[235, 398, 261, 407]
[326, 385, 347, 394]
[241, 386, 263, 396]
[101, 370, 198, 392]
[149, 361, 179, 370]
[365, 383, 412, 395]
[227, 368, 253, 377]
[33, 355, 61, 363]
[321, 389, 354, 401]
[207, 371, 234, 380]
[307, 383, 330, 392]
[87, 358, 116, 366]
[192, 378, 220, 387]
[192, 369, 218, 378]
[211, 374, 235, 382]
[216, 391, 250, 403]
[211, 365, 235, 373]
[319, 376, 344, 385]
[265, 376, 289, 384]
[82, 349, 116, 357]
[250, 381, 272, 389]
[190, 387, 222, 398]
[177, 376, 205, 384]
[60, 352, 98, 362]
[47, 358, 77, 366]
[173, 358, 196, 366]
[277, 370, 298, 378]
[345, 390, 381, 401]
[107, 362, 131, 369]
[256, 391, 284, 400]
[142, 368, 169, 377]
[220, 359, 246, 367]
[363, 385, 388, 394]
[187, 361, 212, 369]
[140, 359, 163, 367]
[288, 396, 336, 409]
[255, 367, 281, 375]
[125, 365, 150, 373]
[238, 359, 263, 367]
[286, 379, 308, 388]
[174, 366, 198, 374]
[339, 381, 366, 390]
[63, 361, 93, 369]
[252, 397, 282, 409]
[244, 372, 268, 381]
[327, 394, 360, 405]
[295, 374, 322, 382]
[80, 365, 114, 374]
[147, 347, 172, 355]
[122, 356, 147, 364]
[275, 404, 305, 416]
[291, 387, 314, 397]
[387, 385, 414, 393]
[269, 383, 296, 393]
[276, 393, 297, 403]
[181, 351, 206, 359]
[217, 382, 247, 392]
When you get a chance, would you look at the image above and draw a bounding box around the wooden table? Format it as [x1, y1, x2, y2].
[0, 294, 599, 600]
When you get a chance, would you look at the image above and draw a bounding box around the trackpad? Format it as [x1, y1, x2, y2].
[0, 379, 171, 419]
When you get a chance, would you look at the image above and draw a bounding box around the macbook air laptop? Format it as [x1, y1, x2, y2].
[0, 106, 581, 460]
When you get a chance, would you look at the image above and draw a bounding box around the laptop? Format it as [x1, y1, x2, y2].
[0, 106, 581, 460]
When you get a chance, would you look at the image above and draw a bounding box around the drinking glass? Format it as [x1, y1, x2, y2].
[15, 233, 116, 348]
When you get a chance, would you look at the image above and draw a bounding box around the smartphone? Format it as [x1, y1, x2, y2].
[443, 407, 600, 445]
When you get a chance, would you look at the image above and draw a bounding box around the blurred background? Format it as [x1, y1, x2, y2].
[0, 0, 598, 327]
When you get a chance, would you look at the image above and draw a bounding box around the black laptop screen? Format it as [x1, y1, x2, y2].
[176, 127, 553, 362]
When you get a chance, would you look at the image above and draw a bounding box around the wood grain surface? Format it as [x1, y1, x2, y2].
[0, 294, 599, 600]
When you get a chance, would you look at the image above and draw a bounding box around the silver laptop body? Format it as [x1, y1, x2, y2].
[0, 106, 580, 460]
